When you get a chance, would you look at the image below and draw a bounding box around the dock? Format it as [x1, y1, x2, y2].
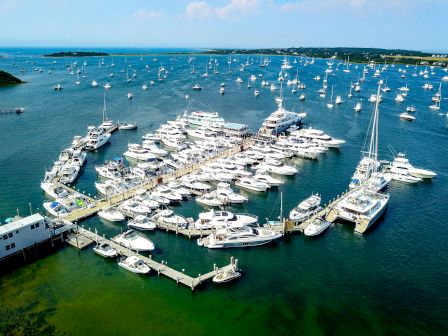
[72, 226, 239, 290]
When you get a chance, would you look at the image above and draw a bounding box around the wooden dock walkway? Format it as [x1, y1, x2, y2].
[64, 139, 254, 223]
[73, 226, 238, 290]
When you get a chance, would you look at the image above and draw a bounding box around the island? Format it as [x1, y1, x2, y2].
[203, 47, 448, 66]
[44, 51, 109, 57]
[0, 70, 25, 87]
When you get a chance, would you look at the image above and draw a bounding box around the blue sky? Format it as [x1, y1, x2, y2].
[0, 0, 446, 52]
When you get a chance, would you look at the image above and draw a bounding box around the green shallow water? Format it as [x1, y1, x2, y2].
[0, 49, 447, 335]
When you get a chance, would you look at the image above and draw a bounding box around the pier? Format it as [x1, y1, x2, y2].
[71, 226, 239, 290]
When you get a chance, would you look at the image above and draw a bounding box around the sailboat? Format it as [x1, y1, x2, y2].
[327, 86, 334, 109]
[354, 100, 362, 113]
[190, 62, 196, 74]
[75, 72, 80, 85]
[343, 57, 350, 73]
[429, 82, 442, 110]
[98, 93, 116, 132]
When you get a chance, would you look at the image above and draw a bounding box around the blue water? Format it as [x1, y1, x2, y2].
[0, 48, 447, 335]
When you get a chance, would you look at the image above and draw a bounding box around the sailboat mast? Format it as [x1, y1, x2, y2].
[102, 92, 107, 122]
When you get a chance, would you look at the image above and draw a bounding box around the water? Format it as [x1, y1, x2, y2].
[1, 48, 447, 335]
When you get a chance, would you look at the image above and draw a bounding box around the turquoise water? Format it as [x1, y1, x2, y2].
[0, 48, 447, 335]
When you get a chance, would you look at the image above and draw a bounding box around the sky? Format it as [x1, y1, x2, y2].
[0, 0, 447, 52]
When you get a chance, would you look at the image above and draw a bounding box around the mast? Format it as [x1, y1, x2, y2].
[368, 84, 381, 175]
[102, 92, 108, 122]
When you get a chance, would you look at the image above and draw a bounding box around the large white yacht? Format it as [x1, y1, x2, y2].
[84, 126, 111, 151]
[123, 144, 158, 162]
[194, 210, 258, 230]
[289, 194, 322, 222]
[387, 153, 437, 181]
[187, 111, 226, 129]
[198, 224, 282, 249]
[330, 188, 389, 234]
[258, 98, 306, 136]
[291, 127, 345, 148]
[255, 159, 298, 176]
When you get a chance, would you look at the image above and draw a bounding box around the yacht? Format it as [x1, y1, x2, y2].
[291, 127, 345, 148]
[40, 182, 69, 199]
[253, 170, 284, 187]
[187, 111, 226, 129]
[304, 218, 332, 237]
[258, 98, 305, 136]
[93, 242, 118, 258]
[112, 230, 155, 251]
[84, 126, 111, 151]
[119, 123, 137, 130]
[255, 159, 298, 176]
[119, 199, 151, 216]
[215, 183, 248, 204]
[142, 140, 168, 157]
[198, 225, 282, 249]
[127, 215, 157, 231]
[289, 194, 322, 222]
[58, 164, 80, 184]
[152, 209, 188, 228]
[196, 192, 225, 207]
[194, 210, 258, 230]
[331, 188, 389, 234]
[98, 207, 125, 222]
[118, 256, 150, 274]
[399, 113, 415, 121]
[386, 153, 436, 182]
[123, 144, 158, 162]
[235, 177, 269, 192]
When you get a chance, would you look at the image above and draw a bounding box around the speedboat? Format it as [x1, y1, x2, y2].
[196, 192, 224, 207]
[98, 207, 125, 222]
[212, 269, 241, 283]
[93, 242, 118, 258]
[127, 215, 156, 231]
[256, 159, 298, 176]
[112, 230, 155, 251]
[199, 225, 282, 249]
[399, 113, 415, 121]
[235, 177, 269, 192]
[192, 84, 202, 90]
[194, 209, 258, 230]
[304, 217, 332, 237]
[386, 153, 436, 181]
[289, 194, 322, 222]
[118, 255, 150, 274]
[253, 171, 284, 187]
[40, 182, 69, 199]
[215, 183, 248, 204]
[120, 199, 151, 216]
[119, 123, 137, 130]
[152, 209, 188, 228]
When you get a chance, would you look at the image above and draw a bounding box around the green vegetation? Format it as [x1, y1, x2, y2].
[44, 51, 109, 57]
[203, 47, 447, 66]
[0, 70, 24, 87]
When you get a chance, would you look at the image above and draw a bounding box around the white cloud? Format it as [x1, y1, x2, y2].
[279, 0, 411, 12]
[134, 8, 162, 20]
[185, 0, 259, 19]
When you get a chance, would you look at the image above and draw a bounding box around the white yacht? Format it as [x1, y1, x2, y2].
[84, 126, 111, 151]
[194, 210, 258, 230]
[399, 113, 415, 121]
[235, 177, 269, 192]
[119, 199, 151, 216]
[187, 111, 226, 129]
[198, 225, 282, 249]
[118, 256, 150, 274]
[152, 209, 188, 228]
[142, 140, 168, 157]
[386, 153, 436, 182]
[196, 192, 225, 207]
[289, 194, 322, 222]
[58, 164, 80, 184]
[98, 207, 125, 222]
[127, 215, 157, 231]
[215, 183, 248, 204]
[40, 182, 69, 199]
[258, 99, 305, 136]
[255, 159, 298, 176]
[123, 144, 158, 162]
[112, 230, 155, 251]
[291, 127, 345, 148]
[253, 170, 284, 187]
[331, 188, 389, 234]
[304, 218, 332, 237]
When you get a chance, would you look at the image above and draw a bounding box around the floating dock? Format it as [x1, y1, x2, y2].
[73, 226, 239, 290]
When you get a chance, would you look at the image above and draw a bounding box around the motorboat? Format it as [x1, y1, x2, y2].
[93, 242, 118, 258]
[58, 164, 80, 184]
[253, 170, 284, 187]
[127, 215, 157, 231]
[53, 83, 63, 90]
[118, 255, 151, 274]
[120, 199, 151, 216]
[289, 194, 322, 222]
[199, 224, 282, 249]
[212, 269, 241, 283]
[186, 111, 226, 129]
[304, 218, 332, 237]
[195, 209, 258, 230]
[40, 182, 69, 199]
[331, 187, 389, 234]
[91, 80, 98, 88]
[258, 98, 305, 136]
[98, 207, 125, 222]
[112, 230, 155, 251]
[235, 177, 269, 192]
[399, 113, 415, 121]
[196, 192, 225, 207]
[192, 84, 202, 90]
[215, 183, 248, 204]
[291, 127, 345, 148]
[386, 153, 436, 182]
[152, 209, 188, 228]
[119, 123, 137, 130]
[142, 140, 168, 157]
[255, 159, 298, 176]
[103, 83, 111, 89]
[72, 150, 86, 166]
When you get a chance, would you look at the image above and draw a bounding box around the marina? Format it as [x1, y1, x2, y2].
[1, 46, 447, 335]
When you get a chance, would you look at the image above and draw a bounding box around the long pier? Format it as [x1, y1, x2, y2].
[71, 226, 238, 290]
[63, 139, 254, 223]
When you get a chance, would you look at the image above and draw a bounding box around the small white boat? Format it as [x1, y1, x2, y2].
[399, 113, 415, 121]
[304, 217, 331, 237]
[127, 215, 156, 231]
[192, 84, 202, 90]
[93, 242, 118, 258]
[112, 230, 155, 251]
[104, 83, 111, 89]
[53, 83, 63, 91]
[98, 207, 125, 222]
[212, 269, 241, 283]
[127, 92, 133, 100]
[219, 87, 225, 94]
[119, 123, 137, 130]
[118, 255, 150, 274]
